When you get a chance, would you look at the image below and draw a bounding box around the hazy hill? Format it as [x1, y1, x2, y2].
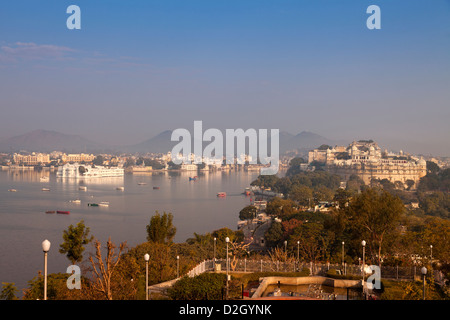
[0, 130, 105, 153]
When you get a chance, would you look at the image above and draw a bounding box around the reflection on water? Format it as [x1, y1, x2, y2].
[0, 168, 266, 295]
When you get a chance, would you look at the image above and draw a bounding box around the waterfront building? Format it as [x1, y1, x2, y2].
[308, 140, 427, 189]
[13, 153, 50, 166]
[56, 163, 124, 178]
[61, 153, 96, 163]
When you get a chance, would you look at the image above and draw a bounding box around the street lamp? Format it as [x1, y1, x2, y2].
[421, 267, 427, 300]
[144, 253, 149, 300]
[42, 239, 51, 300]
[213, 237, 216, 269]
[430, 245, 433, 263]
[297, 241, 300, 271]
[177, 255, 180, 278]
[361, 240, 366, 298]
[342, 242, 345, 271]
[225, 237, 230, 300]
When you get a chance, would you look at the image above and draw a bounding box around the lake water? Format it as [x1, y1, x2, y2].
[0, 168, 262, 294]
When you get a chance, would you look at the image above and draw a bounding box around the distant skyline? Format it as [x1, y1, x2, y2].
[1, 1, 449, 156]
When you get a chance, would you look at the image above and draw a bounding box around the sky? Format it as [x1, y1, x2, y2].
[0, 0, 449, 156]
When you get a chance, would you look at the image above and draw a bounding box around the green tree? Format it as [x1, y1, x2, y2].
[92, 155, 104, 166]
[347, 188, 404, 266]
[146, 211, 177, 244]
[289, 185, 313, 207]
[239, 205, 258, 221]
[59, 220, 93, 264]
[1, 282, 18, 300]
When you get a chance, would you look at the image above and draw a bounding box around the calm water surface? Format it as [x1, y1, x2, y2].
[0, 168, 262, 293]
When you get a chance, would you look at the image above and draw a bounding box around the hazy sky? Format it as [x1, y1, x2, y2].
[0, 1, 449, 155]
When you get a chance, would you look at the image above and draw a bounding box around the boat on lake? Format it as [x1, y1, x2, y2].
[42, 188, 50, 192]
[45, 211, 55, 214]
[217, 192, 226, 198]
[99, 202, 109, 207]
[70, 199, 81, 204]
[153, 186, 160, 190]
[57, 211, 70, 215]
[116, 187, 124, 191]
[189, 176, 198, 181]
[79, 186, 87, 191]
[138, 182, 147, 185]
[88, 203, 99, 207]
[8, 189, 17, 192]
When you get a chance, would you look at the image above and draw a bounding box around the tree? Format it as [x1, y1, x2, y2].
[347, 188, 404, 266]
[289, 185, 313, 207]
[264, 221, 284, 247]
[239, 205, 258, 221]
[88, 237, 127, 300]
[1, 282, 18, 300]
[59, 220, 93, 264]
[146, 211, 177, 244]
[92, 155, 104, 166]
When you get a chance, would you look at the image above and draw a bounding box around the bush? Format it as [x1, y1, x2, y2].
[167, 273, 226, 300]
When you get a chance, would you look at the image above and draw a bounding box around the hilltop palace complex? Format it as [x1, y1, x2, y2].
[308, 140, 427, 189]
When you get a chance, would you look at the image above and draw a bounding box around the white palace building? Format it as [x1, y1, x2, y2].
[308, 140, 427, 189]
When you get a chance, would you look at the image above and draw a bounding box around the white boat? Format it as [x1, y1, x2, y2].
[70, 199, 81, 204]
[40, 176, 49, 182]
[42, 188, 50, 192]
[137, 182, 147, 185]
[99, 201, 109, 207]
[116, 187, 124, 191]
[79, 186, 87, 191]
[8, 189, 17, 192]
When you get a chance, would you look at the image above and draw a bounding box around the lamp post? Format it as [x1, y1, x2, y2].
[225, 237, 230, 300]
[297, 241, 300, 271]
[144, 253, 149, 300]
[421, 267, 427, 300]
[213, 237, 216, 269]
[361, 240, 366, 299]
[42, 239, 51, 300]
[430, 245, 433, 263]
[342, 241, 345, 272]
[177, 255, 180, 278]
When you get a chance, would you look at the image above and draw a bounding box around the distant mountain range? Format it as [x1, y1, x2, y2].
[0, 129, 348, 155]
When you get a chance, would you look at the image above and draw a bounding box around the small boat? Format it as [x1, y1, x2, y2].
[153, 186, 160, 190]
[217, 192, 226, 198]
[88, 203, 99, 207]
[70, 199, 81, 204]
[57, 210, 70, 215]
[138, 182, 147, 186]
[79, 186, 87, 191]
[99, 201, 109, 207]
[40, 176, 49, 182]
[116, 187, 124, 191]
[189, 176, 198, 181]
[243, 188, 252, 196]
[42, 188, 50, 192]
[45, 211, 55, 214]
[8, 189, 17, 192]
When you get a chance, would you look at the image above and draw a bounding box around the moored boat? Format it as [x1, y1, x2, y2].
[79, 186, 87, 191]
[57, 211, 70, 214]
[42, 188, 50, 191]
[45, 211, 55, 214]
[153, 186, 160, 190]
[70, 199, 81, 204]
[88, 203, 99, 207]
[217, 192, 226, 198]
[99, 201, 109, 207]
[116, 187, 124, 191]
[8, 189, 17, 192]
